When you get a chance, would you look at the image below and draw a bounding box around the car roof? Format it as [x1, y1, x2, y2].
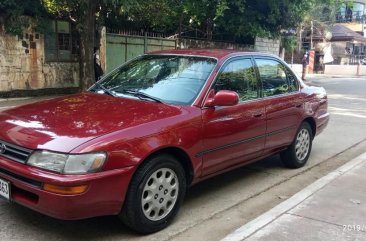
[147, 49, 277, 61]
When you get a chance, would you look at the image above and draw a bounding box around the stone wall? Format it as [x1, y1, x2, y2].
[178, 38, 254, 51]
[324, 64, 366, 76]
[290, 63, 366, 77]
[0, 30, 79, 94]
[289, 64, 303, 76]
[1, 29, 280, 96]
[254, 37, 280, 56]
[179, 37, 280, 55]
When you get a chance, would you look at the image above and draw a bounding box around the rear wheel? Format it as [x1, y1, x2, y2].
[120, 153, 186, 234]
[281, 122, 313, 168]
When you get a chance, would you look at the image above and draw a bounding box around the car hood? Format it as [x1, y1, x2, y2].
[0, 92, 182, 152]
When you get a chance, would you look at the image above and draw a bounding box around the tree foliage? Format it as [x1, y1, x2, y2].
[0, 0, 343, 89]
[300, 0, 344, 47]
[0, 0, 48, 35]
[102, 0, 339, 41]
[1, 0, 343, 44]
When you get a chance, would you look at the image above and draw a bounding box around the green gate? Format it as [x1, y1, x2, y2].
[105, 33, 176, 73]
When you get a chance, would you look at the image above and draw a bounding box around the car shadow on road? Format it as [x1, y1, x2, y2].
[1, 155, 286, 240]
[185, 155, 284, 200]
[4, 203, 140, 240]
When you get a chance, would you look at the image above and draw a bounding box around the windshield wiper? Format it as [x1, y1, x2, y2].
[93, 82, 116, 97]
[120, 89, 163, 103]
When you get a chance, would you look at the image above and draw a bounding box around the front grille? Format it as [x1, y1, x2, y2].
[0, 140, 32, 164]
[0, 167, 42, 188]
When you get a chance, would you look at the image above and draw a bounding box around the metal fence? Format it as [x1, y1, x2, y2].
[104, 33, 177, 73]
[329, 54, 366, 65]
[336, 10, 366, 23]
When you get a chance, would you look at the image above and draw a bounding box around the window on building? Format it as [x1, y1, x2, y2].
[338, 2, 365, 22]
[44, 20, 79, 62]
[354, 45, 360, 55]
[353, 3, 365, 17]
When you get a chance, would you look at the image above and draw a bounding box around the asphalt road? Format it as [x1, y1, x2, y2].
[1, 77, 366, 241]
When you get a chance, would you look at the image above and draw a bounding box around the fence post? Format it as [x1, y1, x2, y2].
[100, 26, 107, 72]
[144, 32, 148, 53]
[308, 50, 315, 74]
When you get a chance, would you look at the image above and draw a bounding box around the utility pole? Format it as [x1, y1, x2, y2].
[298, 24, 303, 52]
[363, 15, 366, 37]
[310, 20, 314, 50]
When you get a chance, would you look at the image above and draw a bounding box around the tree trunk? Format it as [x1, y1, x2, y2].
[298, 25, 303, 52]
[178, 14, 183, 48]
[78, 1, 97, 91]
[281, 47, 285, 60]
[206, 18, 213, 40]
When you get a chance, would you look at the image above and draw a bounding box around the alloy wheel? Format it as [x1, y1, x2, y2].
[141, 168, 179, 221]
[295, 128, 310, 161]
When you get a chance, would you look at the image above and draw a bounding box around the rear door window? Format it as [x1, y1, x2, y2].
[255, 58, 298, 97]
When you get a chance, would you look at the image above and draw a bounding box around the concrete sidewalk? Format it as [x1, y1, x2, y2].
[222, 152, 366, 241]
[306, 74, 366, 79]
[0, 96, 58, 111]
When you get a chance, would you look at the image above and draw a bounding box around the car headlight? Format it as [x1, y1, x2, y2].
[27, 151, 106, 174]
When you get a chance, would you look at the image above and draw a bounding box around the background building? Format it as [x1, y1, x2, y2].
[336, 0, 366, 37]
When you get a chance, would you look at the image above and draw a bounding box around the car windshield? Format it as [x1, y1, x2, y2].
[89, 55, 217, 105]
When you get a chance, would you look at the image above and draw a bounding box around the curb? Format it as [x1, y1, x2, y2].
[0, 95, 61, 103]
[307, 74, 366, 79]
[221, 151, 366, 241]
[0, 97, 33, 102]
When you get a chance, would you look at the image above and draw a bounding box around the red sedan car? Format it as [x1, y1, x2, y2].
[0, 49, 329, 233]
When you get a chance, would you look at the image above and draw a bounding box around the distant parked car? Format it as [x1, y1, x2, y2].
[0, 49, 329, 233]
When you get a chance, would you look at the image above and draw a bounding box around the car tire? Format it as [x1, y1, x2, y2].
[281, 122, 313, 169]
[120, 153, 186, 234]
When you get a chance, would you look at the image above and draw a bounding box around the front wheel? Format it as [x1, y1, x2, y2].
[281, 122, 313, 169]
[120, 153, 186, 234]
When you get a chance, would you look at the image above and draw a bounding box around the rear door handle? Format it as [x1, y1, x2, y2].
[253, 113, 263, 118]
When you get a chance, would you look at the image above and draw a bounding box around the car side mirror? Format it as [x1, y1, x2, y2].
[204, 90, 239, 107]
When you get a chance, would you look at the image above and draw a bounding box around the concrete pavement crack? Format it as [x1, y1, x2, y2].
[287, 213, 366, 235]
[164, 138, 366, 241]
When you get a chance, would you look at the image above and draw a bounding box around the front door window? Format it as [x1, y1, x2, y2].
[214, 58, 259, 101]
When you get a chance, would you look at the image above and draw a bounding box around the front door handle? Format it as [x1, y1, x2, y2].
[294, 102, 303, 108]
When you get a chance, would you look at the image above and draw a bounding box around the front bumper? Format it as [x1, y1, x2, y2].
[0, 156, 135, 220]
